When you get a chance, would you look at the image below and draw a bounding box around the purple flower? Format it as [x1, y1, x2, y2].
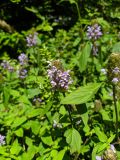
[87, 24, 102, 40]
[110, 144, 116, 153]
[26, 32, 38, 47]
[47, 65, 73, 90]
[1, 60, 14, 72]
[96, 156, 102, 160]
[112, 67, 120, 74]
[1, 60, 9, 69]
[112, 77, 119, 84]
[17, 68, 27, 79]
[18, 53, 28, 66]
[101, 68, 107, 74]
[33, 97, 42, 103]
[53, 120, 62, 128]
[0, 134, 5, 146]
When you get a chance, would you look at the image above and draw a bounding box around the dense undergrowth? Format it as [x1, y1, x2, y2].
[0, 0, 120, 159]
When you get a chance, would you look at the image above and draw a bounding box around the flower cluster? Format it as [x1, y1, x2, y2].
[26, 32, 38, 47]
[111, 67, 120, 84]
[1, 60, 14, 72]
[47, 65, 73, 90]
[18, 53, 28, 66]
[0, 134, 5, 146]
[17, 53, 28, 79]
[17, 68, 27, 79]
[87, 24, 102, 40]
[87, 23, 102, 55]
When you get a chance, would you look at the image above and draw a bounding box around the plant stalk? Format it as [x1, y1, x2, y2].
[113, 85, 119, 141]
[63, 93, 73, 127]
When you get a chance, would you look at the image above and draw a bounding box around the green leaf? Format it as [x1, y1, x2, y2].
[94, 127, 108, 142]
[78, 42, 91, 73]
[26, 88, 40, 98]
[3, 86, 10, 107]
[10, 90, 20, 99]
[14, 128, 23, 137]
[10, 139, 22, 155]
[97, 18, 110, 30]
[25, 137, 33, 146]
[61, 83, 101, 104]
[81, 112, 90, 134]
[64, 128, 82, 153]
[112, 42, 120, 53]
[30, 120, 40, 135]
[11, 116, 27, 128]
[73, 37, 81, 47]
[26, 108, 44, 118]
[53, 149, 66, 160]
[41, 136, 53, 146]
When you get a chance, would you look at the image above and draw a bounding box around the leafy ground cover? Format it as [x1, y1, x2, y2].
[0, 0, 120, 159]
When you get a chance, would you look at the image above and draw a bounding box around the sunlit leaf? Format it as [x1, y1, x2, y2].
[78, 42, 91, 73]
[64, 128, 82, 153]
[61, 83, 101, 104]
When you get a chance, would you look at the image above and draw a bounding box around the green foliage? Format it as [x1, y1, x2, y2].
[0, 0, 120, 159]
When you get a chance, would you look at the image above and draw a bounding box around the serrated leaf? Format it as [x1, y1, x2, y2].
[78, 42, 91, 73]
[64, 128, 82, 153]
[61, 83, 101, 104]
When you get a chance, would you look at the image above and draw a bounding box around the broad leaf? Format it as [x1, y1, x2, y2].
[53, 149, 66, 160]
[64, 128, 82, 153]
[11, 116, 27, 128]
[41, 136, 53, 146]
[78, 42, 91, 73]
[94, 127, 108, 142]
[61, 83, 101, 104]
[26, 88, 40, 98]
[10, 139, 22, 155]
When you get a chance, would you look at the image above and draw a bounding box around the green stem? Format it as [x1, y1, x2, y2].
[113, 85, 119, 141]
[63, 93, 73, 127]
[67, 105, 73, 127]
[75, 1, 83, 38]
[75, 2, 81, 22]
